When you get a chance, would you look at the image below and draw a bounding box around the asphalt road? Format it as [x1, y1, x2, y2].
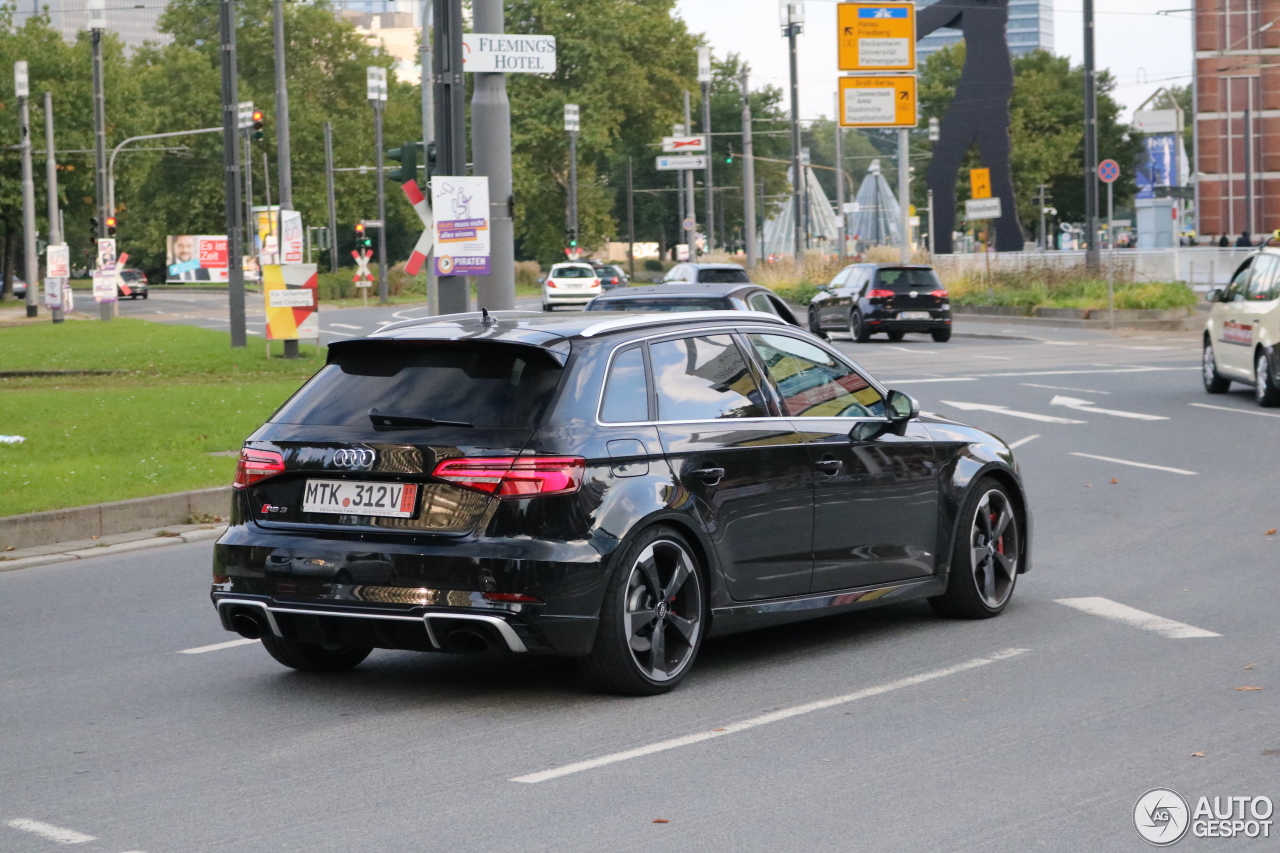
[3, 320, 1278, 852]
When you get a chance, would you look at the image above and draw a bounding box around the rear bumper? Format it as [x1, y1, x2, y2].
[865, 312, 951, 332]
[544, 291, 599, 304]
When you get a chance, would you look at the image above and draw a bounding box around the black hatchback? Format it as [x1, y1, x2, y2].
[808, 264, 952, 343]
[585, 282, 800, 326]
[212, 310, 1030, 694]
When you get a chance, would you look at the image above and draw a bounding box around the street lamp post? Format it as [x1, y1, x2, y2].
[1083, 0, 1100, 272]
[741, 68, 757, 268]
[44, 91, 63, 323]
[368, 66, 389, 306]
[218, 0, 247, 346]
[272, 0, 292, 210]
[89, 0, 112, 322]
[833, 91, 845, 261]
[683, 91, 697, 261]
[471, 0, 516, 310]
[565, 103, 579, 254]
[780, 0, 805, 262]
[16, 62, 37, 318]
[699, 47, 714, 253]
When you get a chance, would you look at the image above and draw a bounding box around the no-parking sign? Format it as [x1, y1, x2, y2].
[1098, 159, 1120, 184]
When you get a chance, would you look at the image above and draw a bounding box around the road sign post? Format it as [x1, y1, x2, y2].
[1097, 158, 1120, 325]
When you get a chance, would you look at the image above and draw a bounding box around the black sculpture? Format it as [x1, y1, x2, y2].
[918, 0, 1024, 253]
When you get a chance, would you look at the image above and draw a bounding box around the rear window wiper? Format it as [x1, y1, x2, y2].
[369, 409, 474, 429]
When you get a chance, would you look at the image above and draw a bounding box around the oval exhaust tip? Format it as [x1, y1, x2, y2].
[230, 611, 265, 640]
[444, 629, 489, 655]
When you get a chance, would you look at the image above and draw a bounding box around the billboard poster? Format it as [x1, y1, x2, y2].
[96, 238, 116, 270]
[262, 263, 319, 341]
[430, 176, 490, 276]
[166, 235, 229, 282]
[46, 243, 70, 279]
[1136, 134, 1178, 199]
[253, 207, 303, 265]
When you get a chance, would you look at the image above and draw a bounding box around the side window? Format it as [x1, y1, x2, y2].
[830, 268, 851, 288]
[849, 268, 869, 294]
[600, 346, 650, 423]
[747, 291, 780, 315]
[650, 335, 769, 421]
[1226, 260, 1253, 302]
[1248, 255, 1278, 300]
[748, 333, 886, 419]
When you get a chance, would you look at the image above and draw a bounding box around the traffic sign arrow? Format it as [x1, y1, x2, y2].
[1049, 395, 1167, 420]
[941, 401, 1086, 424]
[399, 180, 435, 276]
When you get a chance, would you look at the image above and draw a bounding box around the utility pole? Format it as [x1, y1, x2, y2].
[238, 102, 254, 261]
[898, 129, 910, 263]
[471, 0, 515, 310]
[43, 91, 63, 323]
[673, 121, 685, 257]
[626, 157, 636, 278]
[741, 67, 757, 268]
[1036, 184, 1047, 250]
[1083, 0, 1100, 272]
[420, 0, 438, 314]
[89, 0, 112, 322]
[219, 0, 246, 347]
[16, 63, 37, 318]
[368, 66, 389, 305]
[833, 91, 845, 261]
[781, 0, 804, 262]
[323, 121, 338, 272]
[698, 47, 714, 253]
[272, 0, 292, 210]
[433, 0, 468, 314]
[1245, 107, 1255, 238]
[683, 90, 697, 261]
[565, 103, 579, 253]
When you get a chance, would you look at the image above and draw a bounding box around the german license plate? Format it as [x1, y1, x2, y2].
[303, 480, 418, 518]
[899, 311, 931, 320]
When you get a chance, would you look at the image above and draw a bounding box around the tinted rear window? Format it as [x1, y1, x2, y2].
[551, 266, 595, 278]
[271, 343, 563, 429]
[587, 297, 729, 312]
[696, 268, 750, 283]
[874, 268, 940, 291]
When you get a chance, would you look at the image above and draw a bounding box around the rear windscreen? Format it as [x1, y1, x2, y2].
[551, 267, 594, 278]
[696, 269, 750, 283]
[874, 268, 940, 291]
[270, 343, 563, 429]
[587, 297, 729, 313]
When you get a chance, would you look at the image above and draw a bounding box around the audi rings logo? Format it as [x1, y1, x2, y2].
[1135, 788, 1191, 846]
[332, 448, 376, 469]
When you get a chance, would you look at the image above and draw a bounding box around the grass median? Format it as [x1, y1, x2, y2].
[0, 319, 319, 517]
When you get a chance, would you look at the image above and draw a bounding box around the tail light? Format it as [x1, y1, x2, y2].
[930, 289, 948, 298]
[546, 278, 558, 288]
[610, 277, 619, 285]
[433, 456, 586, 498]
[589, 280, 600, 288]
[867, 289, 895, 299]
[483, 592, 544, 603]
[233, 448, 285, 489]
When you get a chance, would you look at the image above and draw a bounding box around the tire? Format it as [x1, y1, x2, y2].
[851, 310, 872, 343]
[142, 292, 148, 300]
[542, 302, 553, 312]
[259, 634, 372, 672]
[1255, 350, 1280, 407]
[929, 478, 1021, 620]
[1203, 339, 1230, 393]
[931, 328, 952, 343]
[579, 525, 706, 696]
[808, 307, 823, 335]
[886, 330, 905, 342]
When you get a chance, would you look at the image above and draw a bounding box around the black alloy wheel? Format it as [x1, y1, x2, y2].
[1255, 350, 1279, 407]
[851, 309, 872, 343]
[260, 634, 373, 672]
[580, 526, 705, 695]
[930, 479, 1020, 619]
[1203, 339, 1231, 393]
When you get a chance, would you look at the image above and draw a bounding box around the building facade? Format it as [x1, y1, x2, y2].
[916, 0, 1054, 61]
[1194, 0, 1280, 240]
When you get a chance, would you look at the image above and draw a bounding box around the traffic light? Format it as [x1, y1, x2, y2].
[566, 228, 577, 248]
[106, 216, 116, 237]
[387, 141, 423, 185]
[89, 216, 98, 239]
[251, 110, 265, 141]
[355, 222, 372, 249]
[725, 144, 734, 165]
[425, 141, 438, 178]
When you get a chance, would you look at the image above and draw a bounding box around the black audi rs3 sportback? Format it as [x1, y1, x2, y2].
[212, 310, 1032, 695]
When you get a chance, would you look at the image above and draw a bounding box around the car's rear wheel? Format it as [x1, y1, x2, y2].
[260, 634, 372, 672]
[886, 330, 905, 342]
[930, 478, 1020, 619]
[542, 302, 553, 312]
[931, 328, 952, 343]
[1255, 350, 1279, 407]
[579, 526, 705, 696]
[1203, 339, 1230, 393]
[851, 310, 872, 343]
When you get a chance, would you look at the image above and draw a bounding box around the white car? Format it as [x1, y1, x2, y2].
[1204, 248, 1280, 406]
[542, 263, 601, 310]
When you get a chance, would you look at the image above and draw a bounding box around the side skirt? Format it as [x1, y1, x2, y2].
[707, 576, 946, 637]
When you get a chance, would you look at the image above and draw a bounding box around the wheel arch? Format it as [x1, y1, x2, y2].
[941, 460, 1032, 580]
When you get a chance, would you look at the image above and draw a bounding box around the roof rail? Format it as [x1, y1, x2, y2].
[578, 310, 788, 338]
[372, 310, 542, 336]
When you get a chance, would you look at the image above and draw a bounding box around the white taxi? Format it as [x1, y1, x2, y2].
[1204, 249, 1280, 406]
[541, 262, 600, 311]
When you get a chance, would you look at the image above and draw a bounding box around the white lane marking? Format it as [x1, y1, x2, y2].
[510, 648, 1031, 784]
[7, 819, 97, 844]
[1190, 402, 1280, 419]
[1041, 340, 1087, 346]
[179, 638, 258, 654]
[881, 377, 978, 385]
[391, 307, 435, 321]
[972, 354, 1013, 360]
[1049, 395, 1169, 421]
[329, 323, 363, 330]
[882, 346, 938, 354]
[1023, 382, 1112, 395]
[879, 366, 1199, 384]
[1056, 597, 1221, 638]
[941, 401, 1086, 424]
[1007, 434, 1040, 449]
[1068, 452, 1198, 475]
[323, 330, 359, 338]
[1100, 344, 1177, 351]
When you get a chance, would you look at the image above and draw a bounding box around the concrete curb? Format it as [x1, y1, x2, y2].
[952, 306, 1204, 331]
[1, 487, 232, 551]
[0, 526, 227, 573]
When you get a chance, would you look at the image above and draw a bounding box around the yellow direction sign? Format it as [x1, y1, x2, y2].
[839, 75, 917, 128]
[837, 3, 916, 72]
[969, 168, 992, 199]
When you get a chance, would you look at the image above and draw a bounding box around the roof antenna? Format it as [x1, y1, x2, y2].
[481, 306, 497, 327]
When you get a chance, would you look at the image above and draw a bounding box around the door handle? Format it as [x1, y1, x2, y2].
[814, 458, 844, 474]
[689, 466, 725, 485]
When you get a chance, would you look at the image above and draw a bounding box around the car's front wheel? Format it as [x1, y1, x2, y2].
[930, 478, 1020, 619]
[808, 306, 823, 335]
[1255, 350, 1279, 407]
[579, 526, 705, 696]
[1203, 339, 1230, 393]
[260, 634, 372, 672]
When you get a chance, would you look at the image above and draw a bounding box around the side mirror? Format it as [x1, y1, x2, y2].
[886, 389, 919, 435]
[1205, 288, 1222, 303]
